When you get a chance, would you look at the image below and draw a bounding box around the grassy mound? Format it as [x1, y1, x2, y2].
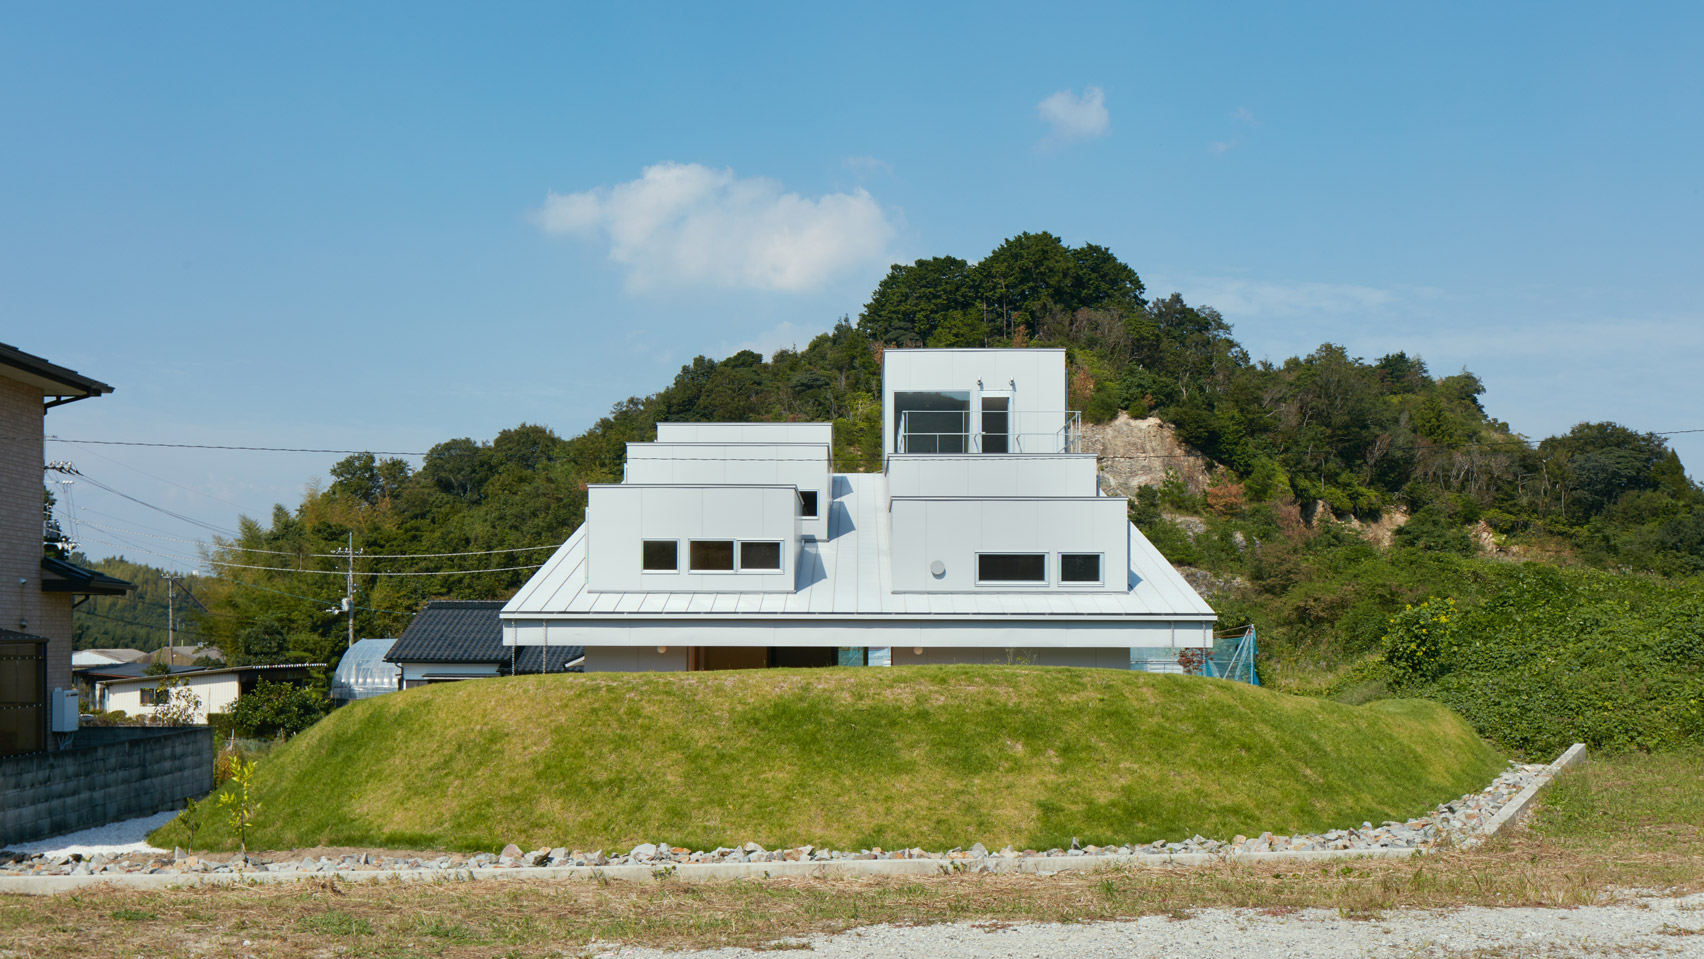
[154, 666, 1505, 854]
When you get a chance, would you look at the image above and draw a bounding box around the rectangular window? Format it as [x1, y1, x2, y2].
[689, 540, 735, 571]
[797, 490, 819, 518]
[980, 395, 1009, 453]
[976, 553, 1047, 583]
[1060, 553, 1103, 584]
[894, 390, 970, 453]
[140, 688, 158, 706]
[642, 540, 678, 572]
[739, 541, 782, 571]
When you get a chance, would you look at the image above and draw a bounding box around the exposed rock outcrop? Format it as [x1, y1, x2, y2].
[1082, 412, 1213, 497]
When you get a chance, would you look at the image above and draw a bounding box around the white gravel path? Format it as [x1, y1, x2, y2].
[612, 892, 1704, 958]
[6, 811, 176, 858]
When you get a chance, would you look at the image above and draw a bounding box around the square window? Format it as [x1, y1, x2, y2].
[642, 540, 678, 572]
[798, 490, 819, 518]
[689, 540, 735, 571]
[1061, 553, 1102, 583]
[976, 553, 1046, 583]
[740, 541, 782, 570]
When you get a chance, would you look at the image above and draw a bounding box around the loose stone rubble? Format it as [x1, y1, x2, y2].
[0, 762, 1545, 878]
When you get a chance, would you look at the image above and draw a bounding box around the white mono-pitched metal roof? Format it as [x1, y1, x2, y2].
[502, 473, 1214, 623]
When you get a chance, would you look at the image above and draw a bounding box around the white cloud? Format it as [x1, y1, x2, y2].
[1036, 86, 1109, 143]
[1232, 106, 1257, 125]
[1164, 276, 1398, 318]
[534, 162, 896, 293]
[842, 155, 892, 178]
[1210, 139, 1238, 155]
[720, 321, 815, 360]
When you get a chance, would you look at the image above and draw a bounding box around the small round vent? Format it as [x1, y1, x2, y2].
[929, 560, 946, 577]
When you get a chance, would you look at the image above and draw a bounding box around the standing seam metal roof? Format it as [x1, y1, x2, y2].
[502, 473, 1215, 621]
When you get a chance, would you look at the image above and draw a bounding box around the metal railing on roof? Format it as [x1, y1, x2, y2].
[897, 410, 1082, 455]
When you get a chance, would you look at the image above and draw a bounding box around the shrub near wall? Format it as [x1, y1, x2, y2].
[1395, 564, 1704, 757]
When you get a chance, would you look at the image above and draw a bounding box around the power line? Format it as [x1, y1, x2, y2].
[67, 471, 240, 537]
[75, 608, 205, 636]
[226, 578, 418, 616]
[46, 436, 429, 456]
[208, 558, 547, 577]
[83, 512, 559, 560]
[55, 439, 270, 516]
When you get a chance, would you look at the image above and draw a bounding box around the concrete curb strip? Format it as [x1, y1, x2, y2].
[1476, 742, 1586, 839]
[0, 743, 1588, 896]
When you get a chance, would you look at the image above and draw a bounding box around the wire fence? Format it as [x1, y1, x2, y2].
[1129, 624, 1259, 685]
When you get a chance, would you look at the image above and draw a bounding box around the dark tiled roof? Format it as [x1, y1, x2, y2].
[0, 342, 113, 401]
[41, 556, 135, 596]
[385, 600, 581, 673]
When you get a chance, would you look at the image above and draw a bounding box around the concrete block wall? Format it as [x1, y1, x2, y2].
[0, 726, 215, 847]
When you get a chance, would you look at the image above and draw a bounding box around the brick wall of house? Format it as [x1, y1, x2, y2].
[0, 374, 73, 691]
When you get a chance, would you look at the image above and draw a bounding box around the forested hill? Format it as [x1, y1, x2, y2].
[69, 556, 198, 653]
[176, 231, 1701, 674]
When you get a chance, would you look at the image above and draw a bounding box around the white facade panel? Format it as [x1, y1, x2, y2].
[885, 455, 1098, 498]
[889, 496, 1129, 593]
[587, 484, 798, 593]
[655, 422, 833, 445]
[625, 443, 830, 538]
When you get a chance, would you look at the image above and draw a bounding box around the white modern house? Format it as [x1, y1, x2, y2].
[502, 348, 1216, 671]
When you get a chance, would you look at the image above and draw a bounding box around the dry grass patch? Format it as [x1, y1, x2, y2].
[3, 828, 1702, 957]
[8, 753, 1700, 956]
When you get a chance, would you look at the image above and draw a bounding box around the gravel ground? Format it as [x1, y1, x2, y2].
[6, 811, 173, 858]
[612, 892, 1704, 958]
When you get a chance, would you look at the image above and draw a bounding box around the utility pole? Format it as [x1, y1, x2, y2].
[162, 574, 184, 663]
[332, 532, 361, 649]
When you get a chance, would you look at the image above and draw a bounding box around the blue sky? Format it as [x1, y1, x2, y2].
[3, 2, 1700, 570]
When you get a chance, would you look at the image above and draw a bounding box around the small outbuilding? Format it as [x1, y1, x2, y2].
[385, 600, 582, 688]
[88, 662, 322, 724]
[330, 638, 401, 703]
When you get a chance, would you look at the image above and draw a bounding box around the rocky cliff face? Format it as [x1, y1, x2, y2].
[1082, 412, 1214, 497]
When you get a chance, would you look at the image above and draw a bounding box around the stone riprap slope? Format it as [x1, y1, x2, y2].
[0, 761, 1546, 879]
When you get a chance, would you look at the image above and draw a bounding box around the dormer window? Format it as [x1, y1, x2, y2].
[976, 553, 1047, 584]
[642, 540, 678, 572]
[689, 540, 735, 571]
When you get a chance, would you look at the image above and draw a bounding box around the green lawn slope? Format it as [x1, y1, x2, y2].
[155, 667, 1505, 854]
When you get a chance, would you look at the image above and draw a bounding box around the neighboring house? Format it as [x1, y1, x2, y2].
[502, 348, 1217, 671]
[385, 600, 583, 688]
[148, 644, 226, 666]
[330, 638, 401, 703]
[0, 343, 134, 757]
[70, 648, 149, 668]
[88, 662, 323, 724]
